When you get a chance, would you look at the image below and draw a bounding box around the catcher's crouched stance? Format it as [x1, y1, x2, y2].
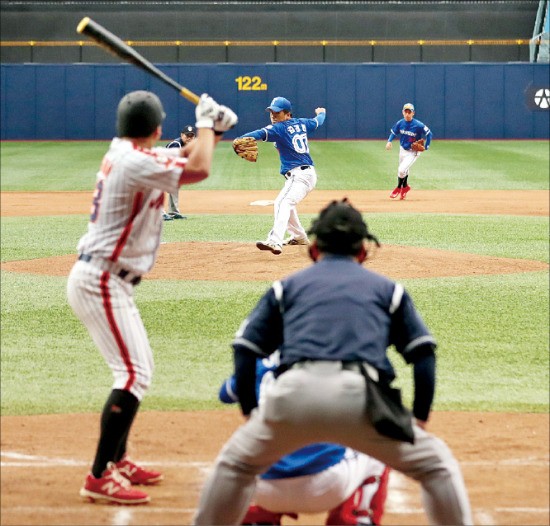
[233, 137, 258, 162]
[219, 351, 390, 525]
[193, 199, 472, 525]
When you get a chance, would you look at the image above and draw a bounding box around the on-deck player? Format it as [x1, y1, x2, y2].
[385, 102, 432, 200]
[219, 351, 390, 525]
[67, 90, 237, 505]
[234, 96, 326, 255]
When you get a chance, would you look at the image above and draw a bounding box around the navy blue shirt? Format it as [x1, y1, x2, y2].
[166, 137, 184, 149]
[233, 255, 436, 383]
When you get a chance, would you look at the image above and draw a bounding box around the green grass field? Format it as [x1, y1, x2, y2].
[1, 140, 548, 416]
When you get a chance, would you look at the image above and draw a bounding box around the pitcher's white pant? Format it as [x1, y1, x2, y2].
[268, 166, 317, 246]
[67, 260, 154, 401]
[194, 361, 472, 526]
[398, 146, 421, 179]
[253, 449, 385, 513]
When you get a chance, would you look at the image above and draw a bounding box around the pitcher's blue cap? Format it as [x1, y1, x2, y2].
[402, 103, 415, 111]
[266, 97, 292, 112]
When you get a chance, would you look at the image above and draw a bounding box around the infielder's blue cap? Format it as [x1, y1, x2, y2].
[403, 103, 415, 111]
[266, 97, 292, 112]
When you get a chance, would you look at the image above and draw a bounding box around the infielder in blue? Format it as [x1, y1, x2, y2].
[194, 198, 472, 525]
[236, 96, 326, 255]
[219, 351, 389, 525]
[386, 102, 432, 200]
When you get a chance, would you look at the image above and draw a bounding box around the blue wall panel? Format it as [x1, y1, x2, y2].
[474, 65, 505, 138]
[356, 65, 386, 138]
[533, 65, 550, 138]
[384, 65, 416, 136]
[327, 66, 356, 139]
[2, 66, 36, 139]
[414, 65, 445, 140]
[36, 66, 66, 139]
[66, 66, 96, 139]
[93, 66, 126, 138]
[504, 65, 534, 138]
[1, 63, 548, 140]
[445, 66, 476, 139]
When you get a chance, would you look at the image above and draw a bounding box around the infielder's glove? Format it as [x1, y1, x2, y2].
[232, 137, 258, 162]
[410, 138, 426, 152]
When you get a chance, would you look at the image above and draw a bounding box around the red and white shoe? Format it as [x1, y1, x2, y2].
[116, 456, 163, 485]
[389, 187, 401, 199]
[400, 185, 411, 200]
[80, 462, 150, 505]
[241, 505, 298, 525]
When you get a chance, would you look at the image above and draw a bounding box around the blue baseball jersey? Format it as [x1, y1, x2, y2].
[240, 113, 326, 175]
[388, 118, 432, 151]
[233, 255, 436, 384]
[219, 352, 346, 480]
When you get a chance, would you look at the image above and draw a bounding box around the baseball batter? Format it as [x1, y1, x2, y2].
[236, 96, 326, 255]
[194, 199, 472, 525]
[386, 102, 432, 199]
[219, 351, 389, 525]
[67, 90, 237, 505]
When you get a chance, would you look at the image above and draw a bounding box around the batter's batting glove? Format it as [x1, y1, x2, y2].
[213, 105, 238, 134]
[195, 93, 220, 129]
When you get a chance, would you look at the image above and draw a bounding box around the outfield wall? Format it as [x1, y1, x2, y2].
[1, 63, 548, 140]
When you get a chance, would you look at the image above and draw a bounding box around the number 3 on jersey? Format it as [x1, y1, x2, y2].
[292, 133, 309, 154]
[90, 180, 104, 222]
[90, 158, 111, 222]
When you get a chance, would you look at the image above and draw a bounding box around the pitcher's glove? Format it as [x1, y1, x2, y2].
[411, 138, 425, 152]
[233, 137, 258, 162]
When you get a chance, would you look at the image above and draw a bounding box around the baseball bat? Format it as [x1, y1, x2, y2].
[76, 17, 200, 105]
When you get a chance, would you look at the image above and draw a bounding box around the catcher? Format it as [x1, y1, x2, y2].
[219, 351, 390, 525]
[385, 102, 432, 200]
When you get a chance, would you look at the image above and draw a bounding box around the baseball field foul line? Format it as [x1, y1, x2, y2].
[2, 450, 547, 467]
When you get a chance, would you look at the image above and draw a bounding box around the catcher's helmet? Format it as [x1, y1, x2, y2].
[308, 198, 380, 255]
[117, 90, 166, 138]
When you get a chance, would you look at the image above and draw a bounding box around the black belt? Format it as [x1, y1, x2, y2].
[284, 165, 311, 179]
[78, 253, 142, 286]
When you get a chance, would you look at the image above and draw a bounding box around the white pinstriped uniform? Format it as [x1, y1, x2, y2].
[67, 138, 187, 401]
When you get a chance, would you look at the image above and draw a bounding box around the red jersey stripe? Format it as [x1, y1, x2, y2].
[100, 271, 136, 392]
[110, 191, 144, 263]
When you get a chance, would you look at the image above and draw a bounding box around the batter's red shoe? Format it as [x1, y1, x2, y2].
[116, 456, 163, 485]
[80, 462, 150, 505]
[389, 187, 401, 199]
[241, 505, 298, 525]
[400, 185, 411, 199]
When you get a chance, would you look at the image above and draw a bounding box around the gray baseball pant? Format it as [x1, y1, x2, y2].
[167, 192, 180, 214]
[193, 361, 472, 525]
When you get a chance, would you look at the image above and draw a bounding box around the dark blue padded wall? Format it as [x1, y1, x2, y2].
[1, 63, 548, 140]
